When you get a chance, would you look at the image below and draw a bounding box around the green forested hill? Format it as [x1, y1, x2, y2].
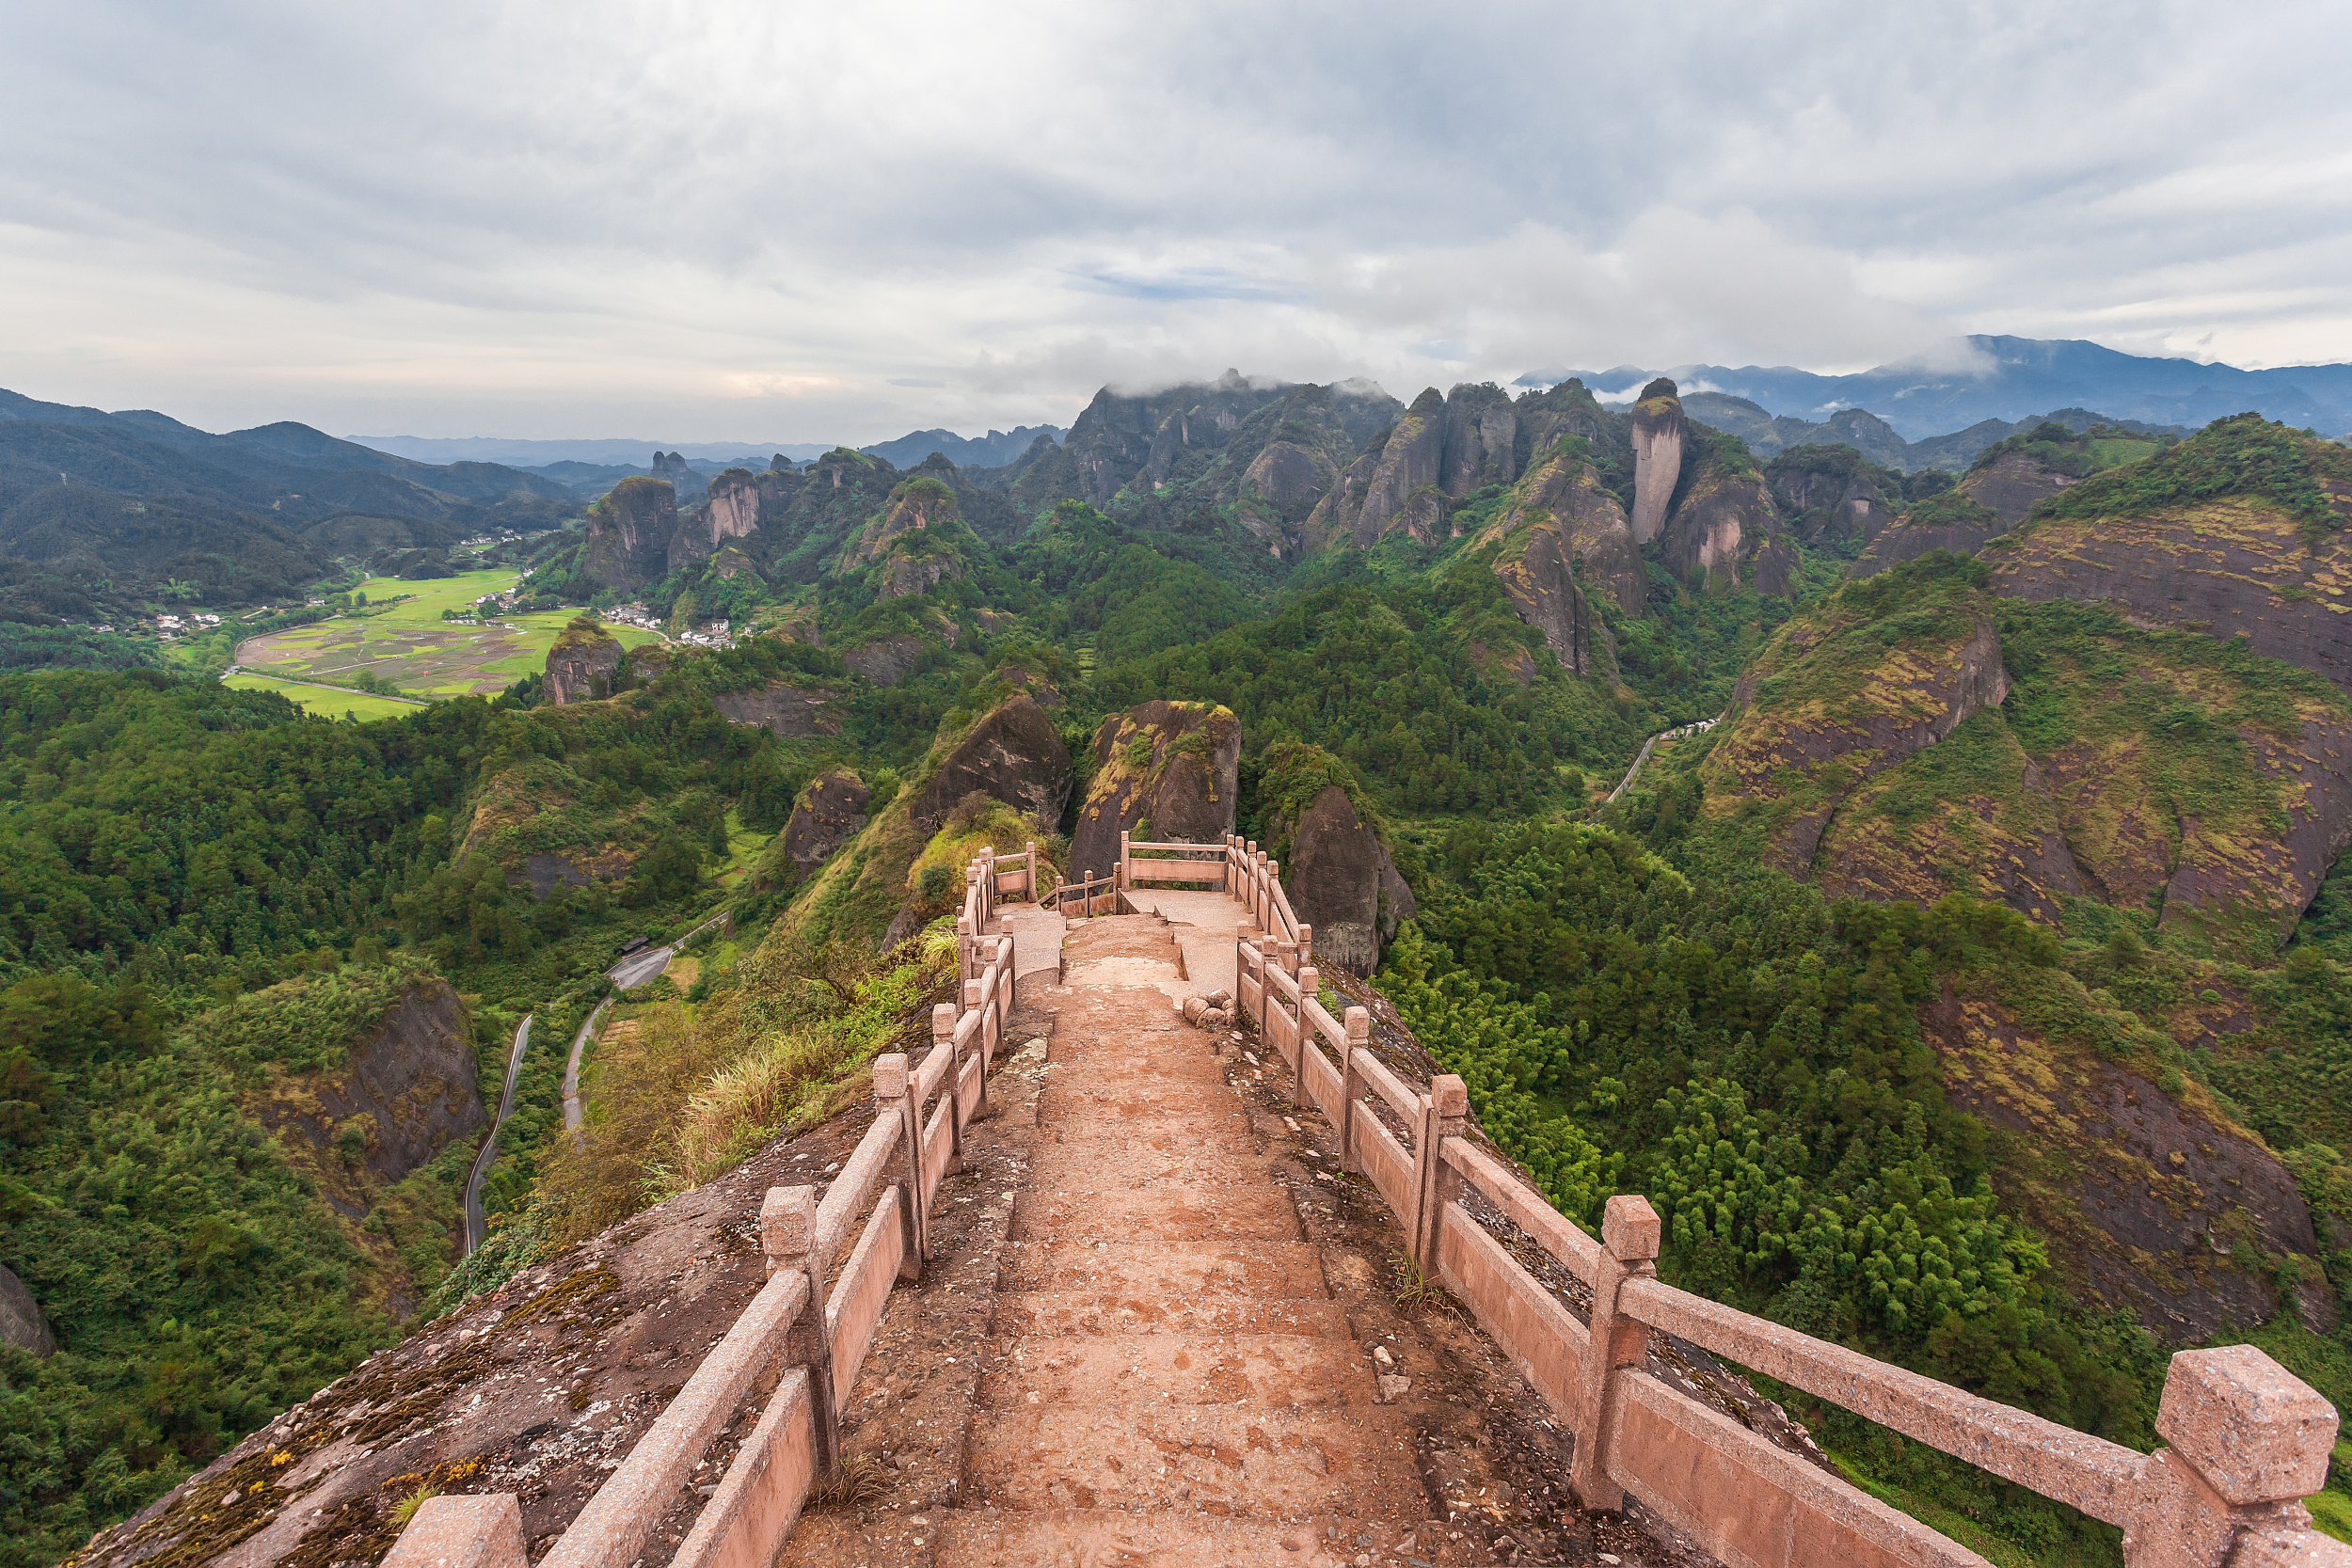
[12, 391, 2352, 1565]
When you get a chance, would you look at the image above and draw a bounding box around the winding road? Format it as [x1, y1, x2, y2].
[559, 909, 735, 1136]
[461, 1013, 533, 1255]
[1606, 711, 1724, 803]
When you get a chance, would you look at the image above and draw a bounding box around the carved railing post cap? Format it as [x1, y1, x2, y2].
[2155, 1344, 2338, 1505]
[931, 1003, 956, 1037]
[1344, 1006, 1371, 1041]
[1430, 1075, 1468, 1116]
[761, 1185, 815, 1259]
[1603, 1195, 1663, 1262]
[873, 1053, 910, 1098]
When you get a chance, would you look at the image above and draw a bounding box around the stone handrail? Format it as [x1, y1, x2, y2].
[385, 863, 1019, 1568]
[1232, 882, 2350, 1568]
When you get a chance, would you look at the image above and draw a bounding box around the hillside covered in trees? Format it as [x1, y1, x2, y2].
[8, 377, 2352, 1565]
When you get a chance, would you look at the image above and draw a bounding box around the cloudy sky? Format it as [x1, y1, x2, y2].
[5, 0, 2349, 445]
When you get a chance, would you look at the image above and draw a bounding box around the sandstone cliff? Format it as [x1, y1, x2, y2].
[0, 1261, 56, 1355]
[708, 678, 844, 737]
[1658, 435, 1797, 596]
[580, 476, 676, 594]
[907, 693, 1073, 833]
[1486, 442, 1645, 619]
[837, 477, 968, 600]
[1851, 491, 2008, 578]
[1439, 382, 1521, 497]
[1628, 378, 1685, 545]
[674, 467, 793, 574]
[543, 616, 622, 705]
[1765, 444, 1898, 547]
[1303, 387, 1450, 548]
[1259, 742, 1416, 975]
[782, 767, 870, 870]
[1070, 701, 1241, 878]
[1960, 448, 2078, 526]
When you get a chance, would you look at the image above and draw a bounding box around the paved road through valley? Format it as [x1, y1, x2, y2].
[461, 1012, 532, 1256]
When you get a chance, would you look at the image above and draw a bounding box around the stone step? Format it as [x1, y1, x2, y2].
[1009, 1175, 1301, 1243]
[993, 1291, 1359, 1339]
[1040, 1080, 1244, 1122]
[1023, 1143, 1275, 1190]
[997, 1239, 1330, 1297]
[978, 1333, 1379, 1410]
[967, 1404, 1429, 1520]
[933, 1506, 1415, 1566]
[1041, 1043, 1228, 1081]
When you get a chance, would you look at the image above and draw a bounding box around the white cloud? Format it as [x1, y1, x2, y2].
[1, 0, 2347, 439]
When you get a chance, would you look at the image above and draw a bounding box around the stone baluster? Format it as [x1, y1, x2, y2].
[933, 1002, 961, 1159]
[1339, 1006, 1370, 1175]
[380, 1495, 525, 1568]
[1293, 966, 1321, 1110]
[1570, 1195, 1660, 1513]
[2122, 1345, 2341, 1568]
[874, 1054, 924, 1277]
[762, 1184, 841, 1486]
[1408, 1075, 1468, 1282]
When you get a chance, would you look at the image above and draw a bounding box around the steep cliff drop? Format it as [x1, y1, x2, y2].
[580, 475, 677, 594]
[1260, 742, 1416, 976]
[1628, 378, 1685, 545]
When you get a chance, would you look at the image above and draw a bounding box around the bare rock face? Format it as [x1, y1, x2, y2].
[1070, 702, 1241, 878]
[1962, 449, 2078, 527]
[1993, 495, 2352, 700]
[1274, 784, 1417, 976]
[0, 1262, 56, 1356]
[1240, 440, 1339, 523]
[248, 981, 487, 1192]
[1439, 383, 1519, 497]
[908, 694, 1073, 834]
[1629, 379, 1686, 545]
[1492, 447, 1645, 617]
[670, 468, 777, 574]
[649, 449, 706, 499]
[784, 768, 870, 869]
[841, 633, 925, 688]
[1658, 443, 1798, 595]
[1766, 446, 1896, 546]
[1852, 491, 2009, 578]
[1705, 610, 2010, 876]
[1304, 387, 1450, 547]
[709, 679, 844, 737]
[838, 477, 966, 601]
[1922, 993, 2333, 1340]
[580, 476, 677, 594]
[544, 618, 622, 705]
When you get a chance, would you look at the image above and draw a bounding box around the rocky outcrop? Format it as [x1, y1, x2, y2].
[249, 981, 487, 1197]
[1240, 440, 1339, 523]
[650, 450, 706, 500]
[1961, 450, 2077, 527]
[783, 768, 870, 869]
[1070, 702, 1241, 877]
[1853, 492, 2008, 578]
[908, 694, 1073, 833]
[1921, 992, 2332, 1340]
[1703, 592, 2010, 877]
[709, 679, 843, 737]
[837, 477, 966, 600]
[1491, 525, 1619, 681]
[1659, 442, 1797, 595]
[1439, 383, 1520, 497]
[1629, 379, 1685, 545]
[1991, 496, 2352, 698]
[1491, 448, 1644, 618]
[671, 467, 789, 574]
[1274, 784, 1417, 976]
[544, 617, 622, 705]
[841, 633, 926, 688]
[580, 476, 677, 593]
[0, 1262, 56, 1355]
[1765, 444, 1897, 546]
[1304, 387, 1449, 547]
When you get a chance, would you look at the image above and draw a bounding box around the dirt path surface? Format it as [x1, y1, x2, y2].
[781, 906, 1716, 1568]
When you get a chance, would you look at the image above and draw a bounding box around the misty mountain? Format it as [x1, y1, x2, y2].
[1549, 335, 2352, 439]
[858, 424, 1065, 469]
[1679, 392, 2190, 473]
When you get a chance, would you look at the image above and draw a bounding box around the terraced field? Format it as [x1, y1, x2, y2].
[233, 571, 663, 697]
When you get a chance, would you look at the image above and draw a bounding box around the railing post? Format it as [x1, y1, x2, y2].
[875, 1053, 924, 1277]
[957, 911, 975, 987]
[1339, 1006, 1369, 1174]
[1571, 1195, 1661, 1513]
[2122, 1345, 2340, 1568]
[1293, 965, 1320, 1110]
[1025, 839, 1037, 898]
[379, 1494, 525, 1568]
[1295, 922, 1312, 974]
[763, 1184, 841, 1486]
[934, 1002, 961, 1158]
[1409, 1074, 1467, 1281]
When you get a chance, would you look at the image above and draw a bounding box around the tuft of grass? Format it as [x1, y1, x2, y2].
[1390, 1250, 1455, 1318]
[811, 1454, 890, 1508]
[389, 1484, 439, 1528]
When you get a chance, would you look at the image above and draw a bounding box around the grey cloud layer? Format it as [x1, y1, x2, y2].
[3, 0, 2347, 440]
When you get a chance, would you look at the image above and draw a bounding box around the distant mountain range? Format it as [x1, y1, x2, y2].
[1545, 335, 2352, 440]
[353, 425, 1069, 474]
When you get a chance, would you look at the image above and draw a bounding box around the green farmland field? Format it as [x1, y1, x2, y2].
[232, 572, 664, 698]
[220, 672, 425, 721]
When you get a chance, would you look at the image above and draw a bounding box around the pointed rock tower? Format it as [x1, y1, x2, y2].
[1629, 377, 1685, 544]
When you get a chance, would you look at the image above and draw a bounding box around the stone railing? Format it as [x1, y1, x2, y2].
[384, 857, 1021, 1568]
[1236, 906, 2351, 1568]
